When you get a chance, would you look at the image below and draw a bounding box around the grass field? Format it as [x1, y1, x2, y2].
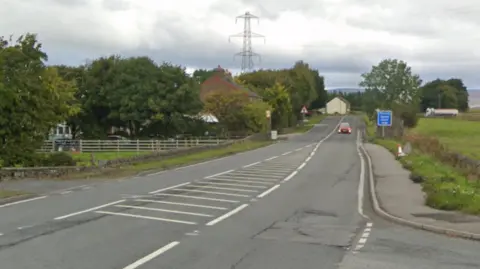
[0, 189, 26, 199]
[70, 151, 151, 166]
[410, 118, 480, 159]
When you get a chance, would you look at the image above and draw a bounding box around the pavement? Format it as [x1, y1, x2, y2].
[0, 115, 479, 269]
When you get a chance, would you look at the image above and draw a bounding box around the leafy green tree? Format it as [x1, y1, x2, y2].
[263, 82, 292, 130]
[420, 78, 468, 112]
[360, 58, 422, 118]
[192, 69, 215, 84]
[0, 33, 78, 166]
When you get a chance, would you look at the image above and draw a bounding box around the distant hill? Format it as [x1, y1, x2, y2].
[327, 88, 363, 93]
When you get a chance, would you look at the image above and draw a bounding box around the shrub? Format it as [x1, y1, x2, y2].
[42, 152, 76, 166]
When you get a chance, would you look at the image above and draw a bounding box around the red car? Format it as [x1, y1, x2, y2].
[338, 122, 352, 134]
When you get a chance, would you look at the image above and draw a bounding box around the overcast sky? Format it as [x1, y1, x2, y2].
[2, 0, 480, 89]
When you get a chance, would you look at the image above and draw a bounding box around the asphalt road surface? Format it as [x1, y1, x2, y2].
[0, 115, 479, 269]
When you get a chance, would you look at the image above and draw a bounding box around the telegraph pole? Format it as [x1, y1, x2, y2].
[229, 11, 265, 73]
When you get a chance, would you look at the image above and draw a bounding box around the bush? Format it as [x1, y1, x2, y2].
[46, 152, 76, 166]
[399, 110, 418, 128]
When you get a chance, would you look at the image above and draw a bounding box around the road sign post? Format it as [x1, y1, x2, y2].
[300, 106, 308, 123]
[376, 110, 392, 138]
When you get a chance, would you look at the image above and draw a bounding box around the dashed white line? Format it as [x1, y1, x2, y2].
[206, 204, 249, 226]
[114, 205, 214, 217]
[95, 211, 197, 225]
[294, 148, 302, 151]
[213, 175, 280, 181]
[0, 233, 3, 236]
[257, 184, 280, 198]
[154, 193, 239, 203]
[134, 199, 228, 210]
[146, 171, 165, 176]
[205, 169, 235, 179]
[243, 161, 260, 168]
[265, 156, 278, 161]
[354, 222, 373, 251]
[282, 151, 292, 155]
[122, 241, 180, 269]
[173, 188, 250, 197]
[356, 130, 368, 219]
[282, 171, 298, 182]
[60, 191, 72, 195]
[54, 200, 126, 220]
[17, 225, 33, 230]
[0, 196, 48, 208]
[149, 182, 191, 194]
[305, 156, 312, 162]
[297, 163, 306, 170]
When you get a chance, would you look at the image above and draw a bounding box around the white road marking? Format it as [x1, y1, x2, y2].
[294, 148, 302, 151]
[0, 196, 47, 209]
[60, 191, 72, 195]
[205, 169, 234, 179]
[257, 184, 280, 198]
[82, 186, 91, 190]
[154, 193, 239, 203]
[243, 161, 260, 168]
[173, 188, 250, 197]
[122, 241, 180, 269]
[243, 168, 292, 173]
[282, 171, 298, 182]
[134, 199, 228, 210]
[206, 204, 249, 226]
[95, 211, 197, 225]
[212, 175, 280, 182]
[0, 233, 3, 236]
[297, 163, 306, 170]
[265, 156, 278, 161]
[17, 225, 33, 230]
[305, 156, 312, 162]
[54, 200, 126, 220]
[227, 172, 283, 179]
[356, 130, 368, 219]
[282, 151, 292, 155]
[305, 145, 313, 148]
[115, 205, 213, 217]
[149, 182, 191, 194]
[146, 171, 164, 176]
[354, 222, 373, 251]
[208, 178, 274, 185]
[186, 230, 199, 236]
[194, 181, 267, 189]
[186, 184, 259, 193]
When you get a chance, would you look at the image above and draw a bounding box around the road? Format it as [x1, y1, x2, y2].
[0, 115, 479, 269]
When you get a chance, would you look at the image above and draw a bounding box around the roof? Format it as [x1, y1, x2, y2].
[329, 96, 350, 106]
[203, 65, 260, 98]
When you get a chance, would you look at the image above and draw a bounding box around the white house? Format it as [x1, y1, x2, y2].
[326, 96, 350, 115]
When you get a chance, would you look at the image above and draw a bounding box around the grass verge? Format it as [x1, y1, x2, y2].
[0, 189, 26, 199]
[366, 119, 480, 215]
[290, 114, 327, 133]
[66, 140, 273, 180]
[70, 151, 152, 166]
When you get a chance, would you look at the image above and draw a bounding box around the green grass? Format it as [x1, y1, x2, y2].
[0, 189, 26, 199]
[290, 114, 327, 133]
[70, 151, 151, 166]
[376, 138, 480, 215]
[411, 118, 480, 159]
[66, 140, 273, 180]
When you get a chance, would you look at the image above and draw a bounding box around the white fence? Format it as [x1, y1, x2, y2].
[39, 138, 233, 152]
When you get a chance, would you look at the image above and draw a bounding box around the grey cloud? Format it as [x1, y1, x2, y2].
[102, 0, 131, 11]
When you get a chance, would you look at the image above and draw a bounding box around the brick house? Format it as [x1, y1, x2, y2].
[200, 65, 260, 102]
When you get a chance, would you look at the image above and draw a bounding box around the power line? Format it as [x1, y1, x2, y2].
[229, 11, 265, 73]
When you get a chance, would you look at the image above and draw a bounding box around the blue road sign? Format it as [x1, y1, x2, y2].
[377, 110, 392, 126]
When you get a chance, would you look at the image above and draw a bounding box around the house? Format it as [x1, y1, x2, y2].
[326, 96, 350, 115]
[200, 65, 260, 102]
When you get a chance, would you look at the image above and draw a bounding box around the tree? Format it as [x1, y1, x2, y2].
[360, 59, 422, 118]
[204, 91, 250, 135]
[192, 69, 215, 84]
[0, 34, 78, 166]
[420, 78, 469, 112]
[263, 82, 292, 130]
